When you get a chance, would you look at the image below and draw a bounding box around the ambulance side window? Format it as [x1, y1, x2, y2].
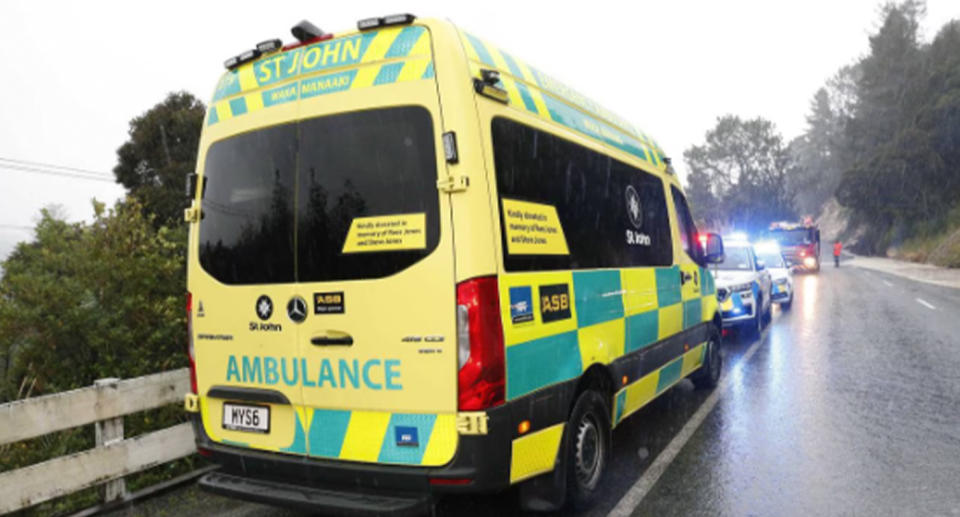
[492, 117, 673, 271]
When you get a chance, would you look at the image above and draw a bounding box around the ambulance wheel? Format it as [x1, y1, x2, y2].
[691, 326, 722, 390]
[566, 390, 610, 510]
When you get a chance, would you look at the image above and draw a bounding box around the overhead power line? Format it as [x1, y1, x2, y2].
[0, 224, 34, 231]
[0, 157, 114, 178]
[0, 163, 116, 183]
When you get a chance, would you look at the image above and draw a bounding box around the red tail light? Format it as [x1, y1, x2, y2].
[186, 292, 198, 394]
[456, 276, 505, 411]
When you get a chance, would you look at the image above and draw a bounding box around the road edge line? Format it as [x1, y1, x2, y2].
[606, 333, 768, 517]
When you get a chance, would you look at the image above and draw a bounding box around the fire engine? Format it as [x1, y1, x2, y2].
[769, 219, 821, 272]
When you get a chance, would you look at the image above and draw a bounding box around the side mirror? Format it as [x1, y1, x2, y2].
[756, 260, 766, 271]
[702, 233, 724, 264]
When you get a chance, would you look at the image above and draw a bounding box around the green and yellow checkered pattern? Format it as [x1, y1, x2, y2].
[499, 266, 717, 403]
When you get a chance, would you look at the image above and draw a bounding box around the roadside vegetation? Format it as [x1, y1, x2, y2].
[0, 92, 206, 515]
[686, 1, 960, 266]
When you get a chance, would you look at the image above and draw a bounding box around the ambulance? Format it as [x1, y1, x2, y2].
[183, 15, 725, 513]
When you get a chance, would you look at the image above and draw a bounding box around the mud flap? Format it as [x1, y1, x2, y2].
[518, 430, 568, 512]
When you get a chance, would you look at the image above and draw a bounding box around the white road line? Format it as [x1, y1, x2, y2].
[916, 298, 936, 310]
[883, 280, 893, 287]
[607, 334, 767, 517]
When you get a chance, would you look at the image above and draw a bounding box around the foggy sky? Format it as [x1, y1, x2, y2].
[1, 0, 956, 260]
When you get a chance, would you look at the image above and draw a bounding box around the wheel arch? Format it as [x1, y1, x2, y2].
[571, 363, 616, 418]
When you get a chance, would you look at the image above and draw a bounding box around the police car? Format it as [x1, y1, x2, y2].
[753, 241, 793, 310]
[712, 236, 772, 336]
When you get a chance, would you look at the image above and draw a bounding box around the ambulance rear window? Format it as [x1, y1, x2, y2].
[198, 106, 440, 285]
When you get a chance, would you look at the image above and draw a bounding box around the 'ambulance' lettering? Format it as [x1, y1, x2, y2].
[225, 355, 403, 391]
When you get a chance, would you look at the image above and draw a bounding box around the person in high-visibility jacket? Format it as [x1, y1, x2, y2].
[833, 240, 843, 267]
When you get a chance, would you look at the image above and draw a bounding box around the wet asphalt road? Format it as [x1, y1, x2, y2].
[118, 260, 960, 517]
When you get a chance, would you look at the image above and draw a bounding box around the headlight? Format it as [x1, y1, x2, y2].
[803, 256, 817, 268]
[775, 278, 789, 285]
[717, 288, 730, 301]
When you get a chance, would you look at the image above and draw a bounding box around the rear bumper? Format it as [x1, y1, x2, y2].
[191, 379, 578, 514]
[199, 470, 432, 517]
[192, 401, 514, 502]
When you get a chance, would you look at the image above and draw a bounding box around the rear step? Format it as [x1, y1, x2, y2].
[199, 471, 433, 516]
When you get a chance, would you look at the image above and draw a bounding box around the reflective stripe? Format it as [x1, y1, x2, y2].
[510, 423, 564, 483]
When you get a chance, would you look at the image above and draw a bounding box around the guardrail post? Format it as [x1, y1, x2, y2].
[94, 378, 127, 502]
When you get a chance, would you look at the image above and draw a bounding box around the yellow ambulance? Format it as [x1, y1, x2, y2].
[183, 14, 725, 514]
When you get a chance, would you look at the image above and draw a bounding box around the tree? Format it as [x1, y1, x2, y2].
[114, 92, 206, 225]
[788, 66, 860, 217]
[684, 115, 796, 234]
[834, 4, 960, 252]
[0, 199, 186, 399]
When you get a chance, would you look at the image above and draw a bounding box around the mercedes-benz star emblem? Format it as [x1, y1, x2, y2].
[287, 296, 307, 323]
[255, 295, 273, 321]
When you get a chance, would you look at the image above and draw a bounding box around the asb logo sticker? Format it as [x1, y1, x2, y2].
[314, 292, 344, 314]
[539, 284, 571, 323]
[509, 286, 534, 324]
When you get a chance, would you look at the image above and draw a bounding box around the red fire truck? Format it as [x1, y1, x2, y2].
[769, 219, 821, 272]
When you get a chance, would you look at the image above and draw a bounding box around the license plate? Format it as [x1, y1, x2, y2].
[721, 298, 734, 311]
[222, 403, 270, 433]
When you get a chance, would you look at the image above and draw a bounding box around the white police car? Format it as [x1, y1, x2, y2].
[753, 241, 794, 310]
[713, 237, 772, 336]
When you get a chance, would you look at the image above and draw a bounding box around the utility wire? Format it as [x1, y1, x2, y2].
[0, 163, 116, 183]
[0, 156, 113, 178]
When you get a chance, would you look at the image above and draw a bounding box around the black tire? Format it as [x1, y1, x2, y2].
[691, 326, 722, 389]
[780, 294, 793, 311]
[745, 296, 763, 337]
[565, 391, 611, 510]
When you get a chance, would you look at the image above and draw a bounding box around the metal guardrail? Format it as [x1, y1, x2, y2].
[0, 369, 195, 514]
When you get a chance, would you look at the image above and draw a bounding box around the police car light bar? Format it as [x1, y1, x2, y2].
[753, 241, 781, 254]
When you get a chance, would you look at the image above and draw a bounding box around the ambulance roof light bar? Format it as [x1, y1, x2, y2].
[256, 39, 283, 54]
[224, 48, 261, 70]
[357, 13, 417, 31]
